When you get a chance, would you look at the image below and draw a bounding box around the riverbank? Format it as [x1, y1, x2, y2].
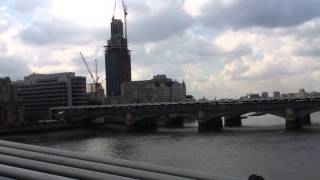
[0, 123, 91, 136]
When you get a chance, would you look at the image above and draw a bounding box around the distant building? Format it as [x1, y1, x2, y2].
[298, 89, 306, 98]
[120, 75, 186, 103]
[281, 93, 289, 98]
[0, 77, 24, 128]
[273, 91, 281, 98]
[309, 91, 320, 97]
[15, 72, 86, 121]
[185, 95, 196, 102]
[288, 93, 297, 98]
[247, 94, 261, 100]
[86, 83, 104, 105]
[261, 92, 269, 99]
[105, 18, 131, 97]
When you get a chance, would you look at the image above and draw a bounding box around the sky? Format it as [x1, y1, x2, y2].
[1, 0, 320, 99]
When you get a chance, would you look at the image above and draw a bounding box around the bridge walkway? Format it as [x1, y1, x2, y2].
[0, 140, 247, 180]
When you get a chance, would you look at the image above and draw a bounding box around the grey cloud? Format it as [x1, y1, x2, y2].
[222, 57, 312, 82]
[222, 45, 253, 62]
[0, 56, 31, 80]
[20, 16, 105, 46]
[200, 0, 320, 29]
[126, 0, 150, 12]
[278, 18, 320, 57]
[131, 33, 221, 69]
[9, 0, 51, 13]
[0, 9, 14, 33]
[129, 3, 194, 43]
[295, 47, 320, 58]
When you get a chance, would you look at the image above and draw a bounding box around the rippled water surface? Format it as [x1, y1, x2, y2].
[3, 113, 320, 180]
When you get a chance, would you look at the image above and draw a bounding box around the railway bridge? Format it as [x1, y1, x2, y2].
[50, 98, 320, 132]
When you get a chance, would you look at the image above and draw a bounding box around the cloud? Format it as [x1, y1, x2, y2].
[2, 0, 320, 99]
[0, 8, 14, 33]
[8, 0, 51, 13]
[0, 55, 31, 80]
[9, 0, 51, 13]
[191, 0, 320, 29]
[19, 11, 105, 46]
[129, 31, 224, 84]
[129, 1, 194, 43]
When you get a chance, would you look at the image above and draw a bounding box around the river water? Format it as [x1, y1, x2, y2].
[3, 113, 320, 180]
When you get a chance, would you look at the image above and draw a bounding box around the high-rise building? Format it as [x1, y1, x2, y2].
[105, 18, 131, 97]
[15, 73, 86, 121]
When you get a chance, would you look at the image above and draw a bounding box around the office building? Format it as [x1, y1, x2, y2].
[121, 75, 186, 103]
[0, 77, 24, 128]
[15, 73, 86, 121]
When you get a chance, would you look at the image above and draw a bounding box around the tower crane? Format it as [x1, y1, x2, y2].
[79, 52, 103, 94]
[80, 52, 96, 83]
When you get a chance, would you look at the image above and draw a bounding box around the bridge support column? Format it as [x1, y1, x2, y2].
[224, 115, 242, 127]
[198, 111, 222, 132]
[126, 113, 134, 129]
[285, 108, 302, 130]
[301, 114, 311, 125]
[164, 115, 184, 128]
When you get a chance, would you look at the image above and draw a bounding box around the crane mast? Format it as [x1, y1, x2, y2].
[95, 58, 100, 83]
[122, 0, 128, 39]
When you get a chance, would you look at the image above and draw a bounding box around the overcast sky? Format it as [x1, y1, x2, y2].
[1, 0, 320, 99]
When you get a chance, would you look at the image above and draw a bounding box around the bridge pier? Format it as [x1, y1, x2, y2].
[224, 115, 242, 127]
[301, 114, 311, 125]
[126, 113, 134, 127]
[198, 111, 222, 132]
[285, 108, 302, 130]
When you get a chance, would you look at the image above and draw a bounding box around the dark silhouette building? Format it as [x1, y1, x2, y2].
[105, 18, 131, 97]
[0, 77, 24, 128]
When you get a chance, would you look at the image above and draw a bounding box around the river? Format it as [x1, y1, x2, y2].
[2, 113, 320, 180]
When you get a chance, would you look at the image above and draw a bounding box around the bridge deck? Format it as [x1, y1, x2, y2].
[0, 140, 246, 180]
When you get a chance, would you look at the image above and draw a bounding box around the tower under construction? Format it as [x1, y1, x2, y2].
[105, 17, 131, 97]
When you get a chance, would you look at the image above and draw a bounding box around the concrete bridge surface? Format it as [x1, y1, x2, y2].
[50, 98, 320, 132]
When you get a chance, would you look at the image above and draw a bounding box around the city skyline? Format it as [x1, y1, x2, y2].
[1, 0, 320, 99]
